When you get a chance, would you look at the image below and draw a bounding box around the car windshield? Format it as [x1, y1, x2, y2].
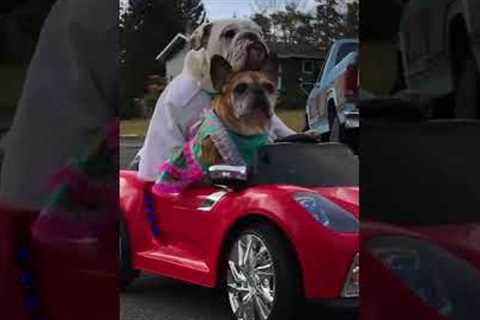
[361, 116, 480, 226]
[336, 42, 358, 64]
[248, 143, 358, 188]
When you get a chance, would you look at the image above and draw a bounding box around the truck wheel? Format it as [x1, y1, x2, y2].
[323, 102, 338, 142]
[120, 216, 139, 289]
[302, 113, 310, 132]
[454, 55, 480, 119]
[330, 115, 343, 142]
[225, 224, 301, 320]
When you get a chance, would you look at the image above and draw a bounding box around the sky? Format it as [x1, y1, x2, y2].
[203, 0, 318, 19]
[119, 0, 348, 20]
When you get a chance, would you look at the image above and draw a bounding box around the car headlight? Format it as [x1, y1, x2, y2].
[342, 253, 360, 298]
[367, 236, 480, 317]
[294, 192, 358, 233]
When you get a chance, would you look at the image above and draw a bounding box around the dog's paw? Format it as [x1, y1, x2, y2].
[184, 48, 209, 81]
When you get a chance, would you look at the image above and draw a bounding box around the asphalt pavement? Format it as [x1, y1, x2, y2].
[120, 137, 357, 320]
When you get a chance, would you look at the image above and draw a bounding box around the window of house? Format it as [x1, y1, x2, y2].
[302, 60, 314, 74]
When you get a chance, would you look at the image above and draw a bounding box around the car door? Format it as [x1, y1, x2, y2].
[307, 46, 337, 132]
[399, 0, 450, 95]
[306, 71, 323, 129]
[154, 186, 228, 259]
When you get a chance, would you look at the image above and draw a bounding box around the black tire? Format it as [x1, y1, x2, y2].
[454, 55, 480, 119]
[323, 102, 338, 142]
[330, 115, 359, 154]
[224, 223, 302, 320]
[329, 115, 344, 142]
[302, 113, 310, 132]
[119, 215, 139, 289]
[320, 132, 330, 142]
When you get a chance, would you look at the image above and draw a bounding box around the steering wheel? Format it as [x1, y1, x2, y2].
[274, 133, 321, 144]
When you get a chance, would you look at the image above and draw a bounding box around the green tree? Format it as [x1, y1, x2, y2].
[120, 0, 206, 118]
[344, 1, 359, 38]
[314, 0, 346, 48]
[253, 6, 319, 52]
[178, 0, 207, 34]
[252, 13, 273, 43]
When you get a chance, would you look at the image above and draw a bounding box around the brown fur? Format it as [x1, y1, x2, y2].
[200, 137, 221, 165]
[212, 71, 277, 135]
[198, 55, 278, 166]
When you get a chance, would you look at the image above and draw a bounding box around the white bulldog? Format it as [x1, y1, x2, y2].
[138, 20, 295, 181]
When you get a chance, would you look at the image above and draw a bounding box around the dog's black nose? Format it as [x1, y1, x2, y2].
[253, 91, 269, 110]
[252, 87, 266, 98]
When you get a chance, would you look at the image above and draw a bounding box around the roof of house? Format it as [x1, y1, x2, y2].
[156, 33, 188, 61]
[273, 44, 326, 60]
[277, 52, 325, 60]
[156, 35, 325, 62]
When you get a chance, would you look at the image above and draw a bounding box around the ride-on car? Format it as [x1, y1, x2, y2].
[120, 137, 359, 320]
[360, 98, 480, 320]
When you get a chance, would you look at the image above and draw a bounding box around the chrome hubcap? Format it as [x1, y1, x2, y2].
[227, 234, 275, 320]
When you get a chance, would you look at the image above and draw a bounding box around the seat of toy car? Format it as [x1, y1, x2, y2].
[248, 142, 358, 188]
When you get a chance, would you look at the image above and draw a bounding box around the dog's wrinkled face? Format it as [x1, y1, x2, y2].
[210, 55, 279, 136]
[190, 19, 268, 72]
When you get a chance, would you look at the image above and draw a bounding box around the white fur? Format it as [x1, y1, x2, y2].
[187, 20, 267, 92]
[183, 48, 209, 82]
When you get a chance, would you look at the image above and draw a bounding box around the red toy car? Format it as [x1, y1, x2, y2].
[359, 102, 480, 320]
[362, 221, 480, 320]
[119, 140, 359, 320]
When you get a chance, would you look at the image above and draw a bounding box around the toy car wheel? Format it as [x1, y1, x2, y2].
[225, 224, 301, 320]
[119, 215, 139, 289]
[454, 55, 480, 119]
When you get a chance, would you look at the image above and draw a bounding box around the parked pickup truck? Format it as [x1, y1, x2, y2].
[398, 0, 480, 118]
[304, 39, 359, 143]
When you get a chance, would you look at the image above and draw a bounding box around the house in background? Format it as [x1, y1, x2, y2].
[156, 33, 189, 82]
[273, 46, 325, 108]
[156, 34, 325, 108]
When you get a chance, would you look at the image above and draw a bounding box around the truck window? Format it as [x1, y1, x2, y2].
[336, 42, 358, 64]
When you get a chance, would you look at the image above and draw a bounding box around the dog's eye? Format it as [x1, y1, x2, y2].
[262, 82, 275, 94]
[234, 83, 248, 95]
[224, 30, 236, 39]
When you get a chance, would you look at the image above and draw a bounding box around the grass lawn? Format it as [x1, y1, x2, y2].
[120, 109, 306, 137]
[277, 109, 306, 132]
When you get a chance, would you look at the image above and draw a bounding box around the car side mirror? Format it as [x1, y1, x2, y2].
[209, 165, 248, 181]
[208, 165, 248, 189]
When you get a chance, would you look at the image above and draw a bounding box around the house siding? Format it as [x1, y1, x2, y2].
[277, 57, 323, 109]
[161, 47, 324, 109]
[165, 47, 188, 82]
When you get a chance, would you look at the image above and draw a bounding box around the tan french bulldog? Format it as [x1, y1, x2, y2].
[200, 54, 279, 165]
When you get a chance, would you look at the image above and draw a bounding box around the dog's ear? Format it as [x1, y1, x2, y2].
[189, 22, 213, 50]
[210, 55, 233, 92]
[260, 53, 280, 87]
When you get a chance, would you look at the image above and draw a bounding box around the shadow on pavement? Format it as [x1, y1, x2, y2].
[121, 275, 358, 320]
